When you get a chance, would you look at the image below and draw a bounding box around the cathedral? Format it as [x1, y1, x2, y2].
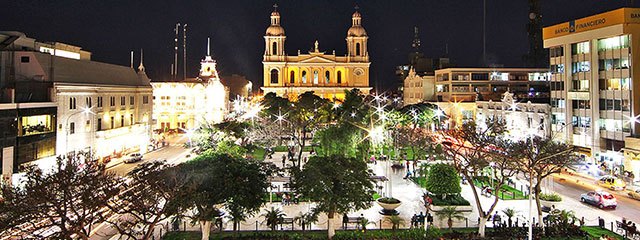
[261, 6, 372, 100]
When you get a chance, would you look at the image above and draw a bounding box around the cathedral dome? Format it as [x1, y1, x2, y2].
[347, 26, 367, 37]
[266, 25, 285, 36]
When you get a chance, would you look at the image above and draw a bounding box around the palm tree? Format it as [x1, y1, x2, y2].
[435, 206, 465, 230]
[384, 215, 405, 232]
[359, 217, 377, 233]
[261, 207, 285, 231]
[502, 208, 518, 227]
[294, 210, 319, 231]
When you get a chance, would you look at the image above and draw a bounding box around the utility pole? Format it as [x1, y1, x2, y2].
[173, 23, 180, 80]
[183, 23, 187, 80]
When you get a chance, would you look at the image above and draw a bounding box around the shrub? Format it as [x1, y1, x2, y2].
[539, 192, 562, 202]
[425, 163, 461, 196]
[377, 197, 401, 204]
[431, 194, 471, 206]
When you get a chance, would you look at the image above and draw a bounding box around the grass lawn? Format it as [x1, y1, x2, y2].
[581, 226, 624, 240]
[273, 145, 315, 152]
[250, 148, 266, 160]
[472, 177, 528, 200]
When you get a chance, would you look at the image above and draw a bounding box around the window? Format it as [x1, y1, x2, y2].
[325, 71, 330, 84]
[272, 42, 278, 55]
[313, 70, 319, 85]
[302, 71, 307, 83]
[572, 116, 591, 128]
[572, 100, 591, 109]
[69, 122, 75, 134]
[97, 97, 103, 107]
[110, 96, 115, 106]
[97, 118, 102, 131]
[551, 64, 564, 74]
[599, 78, 630, 91]
[130, 114, 134, 125]
[290, 71, 295, 84]
[551, 99, 565, 108]
[471, 73, 489, 80]
[121, 115, 125, 127]
[143, 95, 149, 104]
[598, 35, 629, 51]
[550, 46, 564, 57]
[571, 79, 589, 91]
[120, 96, 125, 105]
[571, 41, 590, 54]
[355, 43, 361, 56]
[110, 117, 114, 129]
[85, 97, 91, 108]
[69, 97, 76, 110]
[337, 71, 342, 84]
[270, 69, 279, 84]
[599, 99, 630, 111]
[572, 61, 590, 73]
[550, 82, 565, 91]
[21, 56, 30, 63]
[130, 96, 134, 105]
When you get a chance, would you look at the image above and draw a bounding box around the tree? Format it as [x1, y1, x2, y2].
[294, 209, 319, 231]
[514, 137, 577, 229]
[425, 163, 461, 198]
[441, 121, 520, 237]
[435, 206, 465, 230]
[178, 151, 268, 240]
[393, 103, 437, 161]
[384, 215, 405, 232]
[292, 155, 375, 239]
[0, 151, 120, 239]
[261, 207, 285, 231]
[102, 161, 188, 240]
[502, 208, 518, 227]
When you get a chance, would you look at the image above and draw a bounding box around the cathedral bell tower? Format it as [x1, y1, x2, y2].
[264, 4, 286, 61]
[346, 6, 368, 61]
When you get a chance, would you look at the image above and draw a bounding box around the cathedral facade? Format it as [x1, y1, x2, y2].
[261, 7, 371, 100]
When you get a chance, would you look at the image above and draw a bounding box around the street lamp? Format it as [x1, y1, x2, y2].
[64, 107, 95, 156]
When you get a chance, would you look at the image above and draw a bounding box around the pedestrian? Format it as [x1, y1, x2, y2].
[343, 213, 349, 229]
[413, 160, 418, 171]
[405, 160, 410, 169]
[281, 154, 286, 167]
[404, 169, 413, 179]
[411, 214, 417, 228]
[427, 213, 433, 226]
[303, 156, 308, 163]
[418, 212, 425, 226]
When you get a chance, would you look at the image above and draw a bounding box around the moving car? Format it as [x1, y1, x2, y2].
[627, 189, 640, 200]
[596, 175, 626, 191]
[580, 191, 617, 209]
[124, 153, 143, 163]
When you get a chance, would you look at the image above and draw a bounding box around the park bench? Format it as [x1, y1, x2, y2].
[280, 217, 295, 230]
[342, 216, 364, 229]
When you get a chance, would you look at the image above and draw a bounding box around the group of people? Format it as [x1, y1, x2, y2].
[622, 218, 638, 238]
[410, 212, 433, 228]
[280, 192, 300, 205]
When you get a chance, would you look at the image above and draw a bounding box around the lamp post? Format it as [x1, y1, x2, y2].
[64, 107, 94, 156]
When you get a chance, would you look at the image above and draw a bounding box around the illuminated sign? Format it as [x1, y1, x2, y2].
[543, 8, 640, 40]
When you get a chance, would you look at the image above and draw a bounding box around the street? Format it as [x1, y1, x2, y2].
[107, 135, 191, 176]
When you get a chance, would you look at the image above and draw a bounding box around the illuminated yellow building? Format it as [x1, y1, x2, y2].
[261, 7, 371, 100]
[152, 39, 229, 131]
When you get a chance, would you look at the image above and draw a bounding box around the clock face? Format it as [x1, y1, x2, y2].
[354, 68, 364, 76]
[529, 13, 537, 20]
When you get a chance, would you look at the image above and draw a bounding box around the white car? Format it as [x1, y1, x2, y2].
[580, 191, 617, 209]
[124, 153, 143, 163]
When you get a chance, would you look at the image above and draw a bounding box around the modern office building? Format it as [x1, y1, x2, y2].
[0, 31, 153, 177]
[543, 7, 640, 180]
[261, 7, 371, 100]
[152, 41, 229, 131]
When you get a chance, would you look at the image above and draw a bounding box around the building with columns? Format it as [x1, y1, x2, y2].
[152, 39, 229, 131]
[261, 7, 371, 100]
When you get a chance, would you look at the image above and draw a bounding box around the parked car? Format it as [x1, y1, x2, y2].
[627, 189, 640, 200]
[580, 191, 617, 209]
[596, 175, 626, 191]
[124, 153, 143, 163]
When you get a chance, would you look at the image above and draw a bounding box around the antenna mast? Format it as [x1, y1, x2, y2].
[183, 23, 187, 80]
[174, 22, 180, 80]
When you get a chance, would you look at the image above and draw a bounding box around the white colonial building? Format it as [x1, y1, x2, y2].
[152, 39, 229, 131]
[476, 92, 551, 141]
[4, 32, 153, 164]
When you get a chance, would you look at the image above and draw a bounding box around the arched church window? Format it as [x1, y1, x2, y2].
[272, 42, 278, 55]
[337, 71, 342, 84]
[270, 69, 279, 84]
[356, 43, 361, 56]
[302, 71, 307, 83]
[325, 71, 330, 84]
[290, 71, 295, 84]
[313, 71, 319, 85]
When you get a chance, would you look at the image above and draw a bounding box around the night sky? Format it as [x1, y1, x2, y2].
[1, 1, 638, 91]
